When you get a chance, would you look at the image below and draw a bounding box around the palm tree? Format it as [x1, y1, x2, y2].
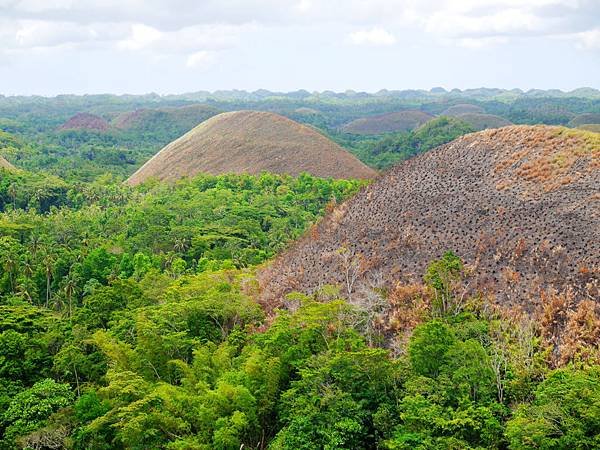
[29, 234, 41, 259]
[43, 253, 55, 308]
[64, 272, 79, 319]
[8, 183, 16, 209]
[174, 237, 189, 254]
[3, 252, 18, 292]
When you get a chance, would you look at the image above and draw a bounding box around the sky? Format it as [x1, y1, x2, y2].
[0, 0, 599, 96]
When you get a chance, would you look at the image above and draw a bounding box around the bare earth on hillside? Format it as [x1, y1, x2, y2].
[342, 110, 434, 134]
[59, 113, 110, 131]
[127, 110, 377, 185]
[259, 126, 599, 315]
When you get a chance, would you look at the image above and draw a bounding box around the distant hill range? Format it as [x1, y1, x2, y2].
[126, 111, 377, 185]
[259, 126, 600, 312]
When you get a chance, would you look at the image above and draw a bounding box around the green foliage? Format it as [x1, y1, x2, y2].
[0, 172, 362, 309]
[424, 251, 465, 316]
[1, 378, 73, 447]
[272, 349, 396, 449]
[409, 321, 456, 378]
[0, 111, 598, 449]
[506, 366, 600, 449]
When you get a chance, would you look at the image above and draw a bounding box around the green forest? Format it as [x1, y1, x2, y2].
[0, 90, 599, 449]
[0, 169, 598, 449]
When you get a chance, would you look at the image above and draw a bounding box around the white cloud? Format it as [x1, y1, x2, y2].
[348, 27, 396, 46]
[116, 23, 255, 54]
[186, 50, 216, 68]
[577, 28, 600, 50]
[454, 36, 510, 49]
[0, 0, 598, 65]
[425, 9, 543, 37]
[117, 24, 161, 51]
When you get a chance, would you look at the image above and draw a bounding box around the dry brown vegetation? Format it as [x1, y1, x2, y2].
[538, 289, 600, 366]
[127, 110, 377, 185]
[59, 113, 110, 132]
[259, 126, 599, 325]
[341, 110, 434, 134]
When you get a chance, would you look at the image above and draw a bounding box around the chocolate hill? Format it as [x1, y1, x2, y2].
[456, 113, 512, 131]
[59, 113, 110, 132]
[442, 104, 485, 116]
[113, 104, 221, 133]
[126, 111, 377, 185]
[342, 110, 434, 134]
[259, 126, 599, 311]
[569, 113, 600, 128]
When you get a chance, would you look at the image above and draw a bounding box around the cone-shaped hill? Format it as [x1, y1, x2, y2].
[126, 111, 377, 185]
[113, 104, 221, 133]
[456, 113, 512, 131]
[259, 126, 600, 311]
[59, 113, 110, 132]
[441, 103, 485, 116]
[342, 110, 434, 134]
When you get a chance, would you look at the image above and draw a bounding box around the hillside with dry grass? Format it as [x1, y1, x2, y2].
[259, 126, 599, 317]
[127, 110, 377, 185]
[341, 110, 434, 134]
[59, 112, 110, 131]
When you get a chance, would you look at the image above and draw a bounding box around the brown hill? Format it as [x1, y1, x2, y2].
[342, 110, 434, 134]
[126, 111, 377, 185]
[441, 104, 485, 116]
[113, 104, 221, 132]
[259, 126, 599, 313]
[59, 113, 110, 132]
[456, 113, 512, 130]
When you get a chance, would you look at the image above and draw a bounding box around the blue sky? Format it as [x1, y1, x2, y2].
[0, 0, 599, 95]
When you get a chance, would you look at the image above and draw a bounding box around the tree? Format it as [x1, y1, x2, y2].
[1, 379, 73, 448]
[424, 251, 465, 316]
[408, 321, 456, 378]
[506, 366, 600, 450]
